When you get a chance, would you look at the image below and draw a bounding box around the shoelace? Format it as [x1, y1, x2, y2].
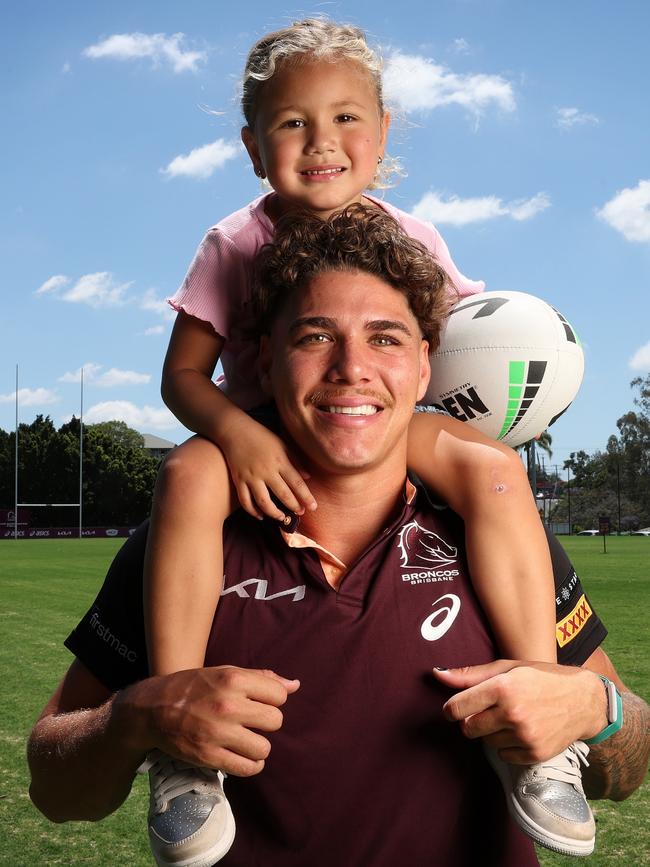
[532, 741, 590, 791]
[139, 750, 221, 813]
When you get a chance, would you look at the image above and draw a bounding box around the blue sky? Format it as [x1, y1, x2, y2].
[2, 0, 649, 472]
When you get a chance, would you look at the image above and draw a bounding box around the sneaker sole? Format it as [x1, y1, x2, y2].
[486, 750, 595, 858]
[152, 803, 236, 867]
[508, 794, 595, 857]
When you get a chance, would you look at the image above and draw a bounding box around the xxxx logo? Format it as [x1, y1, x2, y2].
[556, 594, 592, 647]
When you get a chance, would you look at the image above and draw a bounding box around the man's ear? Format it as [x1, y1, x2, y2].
[258, 334, 274, 396]
[241, 126, 265, 179]
[416, 339, 431, 403]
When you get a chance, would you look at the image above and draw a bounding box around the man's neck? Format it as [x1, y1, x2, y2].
[296, 464, 409, 567]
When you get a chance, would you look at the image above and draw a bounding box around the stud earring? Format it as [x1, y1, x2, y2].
[377, 156, 383, 164]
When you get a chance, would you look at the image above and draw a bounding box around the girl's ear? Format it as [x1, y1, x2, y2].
[379, 111, 391, 158]
[241, 126, 266, 179]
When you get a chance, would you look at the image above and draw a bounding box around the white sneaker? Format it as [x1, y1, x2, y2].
[139, 751, 236, 867]
[487, 741, 595, 857]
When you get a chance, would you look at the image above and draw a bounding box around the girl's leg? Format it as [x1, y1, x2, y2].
[408, 412, 556, 662]
[142, 437, 237, 866]
[144, 435, 235, 676]
[408, 413, 595, 856]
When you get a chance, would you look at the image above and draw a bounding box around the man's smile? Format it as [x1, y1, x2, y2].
[322, 404, 378, 415]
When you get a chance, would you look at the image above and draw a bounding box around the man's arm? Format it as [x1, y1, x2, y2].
[434, 648, 649, 802]
[580, 648, 649, 800]
[28, 659, 299, 823]
[28, 661, 141, 822]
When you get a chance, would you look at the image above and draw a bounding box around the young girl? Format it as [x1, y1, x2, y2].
[142, 18, 592, 866]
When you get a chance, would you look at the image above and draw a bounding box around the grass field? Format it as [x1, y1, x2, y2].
[1, 536, 648, 866]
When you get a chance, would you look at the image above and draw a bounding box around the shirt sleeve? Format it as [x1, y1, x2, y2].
[546, 529, 607, 666]
[168, 228, 250, 340]
[426, 224, 486, 299]
[64, 523, 150, 691]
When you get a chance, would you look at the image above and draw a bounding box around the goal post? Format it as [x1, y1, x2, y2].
[13, 365, 84, 539]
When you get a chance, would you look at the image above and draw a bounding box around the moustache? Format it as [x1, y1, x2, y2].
[307, 389, 394, 410]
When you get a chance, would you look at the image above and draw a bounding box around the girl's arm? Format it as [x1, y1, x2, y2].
[408, 412, 556, 662]
[145, 312, 316, 676]
[162, 311, 247, 447]
[162, 311, 315, 519]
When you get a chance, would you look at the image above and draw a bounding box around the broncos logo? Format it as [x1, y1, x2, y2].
[397, 520, 457, 568]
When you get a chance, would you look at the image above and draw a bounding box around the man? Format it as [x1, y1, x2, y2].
[28, 208, 649, 866]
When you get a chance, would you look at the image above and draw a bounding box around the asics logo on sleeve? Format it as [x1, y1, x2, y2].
[420, 594, 461, 641]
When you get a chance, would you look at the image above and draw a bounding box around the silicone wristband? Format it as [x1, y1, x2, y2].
[585, 675, 623, 745]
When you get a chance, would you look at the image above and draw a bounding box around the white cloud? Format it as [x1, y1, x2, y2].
[83, 32, 204, 73]
[161, 139, 239, 180]
[144, 325, 165, 336]
[59, 363, 150, 387]
[0, 388, 58, 406]
[507, 193, 552, 221]
[629, 341, 650, 372]
[411, 190, 550, 226]
[61, 272, 132, 307]
[36, 274, 70, 295]
[99, 368, 151, 387]
[59, 362, 103, 384]
[84, 400, 177, 430]
[140, 288, 175, 319]
[596, 180, 650, 243]
[384, 52, 515, 120]
[451, 38, 470, 55]
[555, 107, 599, 129]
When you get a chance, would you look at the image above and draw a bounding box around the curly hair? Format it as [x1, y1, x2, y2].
[253, 204, 456, 349]
[241, 17, 402, 190]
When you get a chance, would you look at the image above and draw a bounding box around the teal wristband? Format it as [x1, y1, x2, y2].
[585, 675, 623, 745]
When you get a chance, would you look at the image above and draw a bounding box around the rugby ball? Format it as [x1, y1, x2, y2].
[421, 291, 584, 447]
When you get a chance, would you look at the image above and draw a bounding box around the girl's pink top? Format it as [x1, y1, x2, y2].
[169, 193, 485, 410]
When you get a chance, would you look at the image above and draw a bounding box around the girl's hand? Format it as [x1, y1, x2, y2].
[221, 417, 317, 521]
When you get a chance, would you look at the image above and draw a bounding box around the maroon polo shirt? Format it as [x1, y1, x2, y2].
[66, 485, 606, 867]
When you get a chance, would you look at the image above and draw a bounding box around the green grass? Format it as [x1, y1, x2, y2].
[536, 536, 650, 867]
[0, 536, 648, 866]
[0, 540, 151, 865]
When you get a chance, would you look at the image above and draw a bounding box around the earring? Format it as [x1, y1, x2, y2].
[254, 167, 263, 178]
[377, 156, 383, 164]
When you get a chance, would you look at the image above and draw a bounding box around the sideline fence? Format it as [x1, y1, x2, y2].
[1, 526, 137, 540]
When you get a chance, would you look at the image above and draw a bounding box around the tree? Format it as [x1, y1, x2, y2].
[0, 416, 160, 527]
[535, 430, 553, 460]
[89, 420, 145, 450]
[555, 375, 650, 530]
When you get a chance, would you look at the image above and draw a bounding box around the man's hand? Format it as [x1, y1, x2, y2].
[116, 665, 300, 777]
[29, 662, 300, 823]
[433, 660, 607, 764]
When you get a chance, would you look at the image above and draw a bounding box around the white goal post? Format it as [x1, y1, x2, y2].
[12, 365, 84, 539]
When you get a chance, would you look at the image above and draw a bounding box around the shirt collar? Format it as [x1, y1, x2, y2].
[277, 478, 418, 587]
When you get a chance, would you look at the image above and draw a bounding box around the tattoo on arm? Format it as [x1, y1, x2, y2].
[583, 692, 650, 801]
